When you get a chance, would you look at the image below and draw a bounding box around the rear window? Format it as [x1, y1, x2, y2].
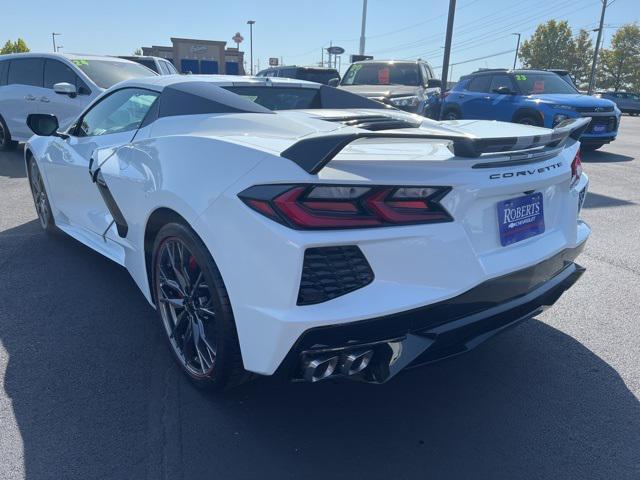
[467, 75, 491, 92]
[296, 69, 339, 85]
[0, 61, 8, 85]
[8, 58, 44, 87]
[222, 86, 321, 110]
[70, 59, 156, 89]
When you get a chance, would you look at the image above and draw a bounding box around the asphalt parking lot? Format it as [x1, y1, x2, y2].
[0, 118, 639, 480]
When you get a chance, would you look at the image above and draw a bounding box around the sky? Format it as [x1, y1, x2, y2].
[3, 0, 639, 80]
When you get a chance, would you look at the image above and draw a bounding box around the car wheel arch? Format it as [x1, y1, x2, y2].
[512, 108, 544, 126]
[142, 207, 218, 307]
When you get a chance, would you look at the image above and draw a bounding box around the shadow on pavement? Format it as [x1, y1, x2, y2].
[1, 221, 639, 480]
[583, 191, 636, 209]
[581, 150, 633, 163]
[0, 145, 26, 179]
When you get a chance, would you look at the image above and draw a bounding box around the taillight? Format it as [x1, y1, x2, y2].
[239, 184, 452, 229]
[571, 149, 583, 187]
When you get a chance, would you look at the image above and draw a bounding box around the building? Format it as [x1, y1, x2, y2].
[142, 37, 245, 75]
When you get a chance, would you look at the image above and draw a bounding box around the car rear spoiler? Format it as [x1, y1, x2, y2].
[281, 116, 591, 174]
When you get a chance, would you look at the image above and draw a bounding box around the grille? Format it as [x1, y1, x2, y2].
[575, 106, 614, 113]
[297, 246, 374, 305]
[587, 115, 617, 132]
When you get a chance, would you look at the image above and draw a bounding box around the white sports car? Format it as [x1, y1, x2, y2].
[24, 75, 591, 389]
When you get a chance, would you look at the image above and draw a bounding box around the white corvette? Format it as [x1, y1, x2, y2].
[24, 75, 591, 389]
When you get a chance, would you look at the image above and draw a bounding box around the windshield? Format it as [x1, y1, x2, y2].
[222, 86, 320, 110]
[297, 69, 339, 85]
[71, 59, 156, 89]
[341, 63, 420, 86]
[514, 72, 578, 94]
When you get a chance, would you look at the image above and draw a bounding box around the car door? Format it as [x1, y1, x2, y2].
[42, 59, 94, 131]
[485, 74, 519, 122]
[3, 58, 46, 140]
[460, 75, 492, 119]
[42, 87, 159, 236]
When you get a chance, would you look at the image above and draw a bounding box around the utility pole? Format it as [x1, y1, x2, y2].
[52, 33, 61, 53]
[588, 0, 608, 95]
[247, 20, 256, 75]
[512, 33, 521, 69]
[439, 0, 456, 120]
[359, 0, 368, 55]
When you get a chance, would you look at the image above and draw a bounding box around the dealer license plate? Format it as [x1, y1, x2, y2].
[497, 193, 545, 246]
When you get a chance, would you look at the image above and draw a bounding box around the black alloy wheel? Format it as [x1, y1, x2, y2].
[28, 159, 55, 232]
[152, 223, 246, 390]
[0, 118, 18, 151]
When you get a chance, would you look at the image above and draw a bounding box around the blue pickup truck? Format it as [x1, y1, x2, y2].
[440, 69, 621, 150]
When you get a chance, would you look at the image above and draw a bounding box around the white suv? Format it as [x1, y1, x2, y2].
[0, 52, 156, 150]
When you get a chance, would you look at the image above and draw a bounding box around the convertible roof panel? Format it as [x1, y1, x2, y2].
[158, 81, 274, 118]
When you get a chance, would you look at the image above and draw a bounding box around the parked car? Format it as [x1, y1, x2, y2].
[118, 55, 179, 75]
[255, 66, 340, 85]
[0, 53, 157, 150]
[24, 74, 589, 389]
[334, 60, 441, 115]
[441, 68, 621, 150]
[596, 91, 640, 115]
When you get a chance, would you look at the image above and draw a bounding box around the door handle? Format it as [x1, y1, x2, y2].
[40, 96, 50, 103]
[24, 94, 36, 101]
[484, 96, 492, 100]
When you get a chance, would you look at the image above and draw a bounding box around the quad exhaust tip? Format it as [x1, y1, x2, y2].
[303, 355, 339, 382]
[302, 349, 375, 382]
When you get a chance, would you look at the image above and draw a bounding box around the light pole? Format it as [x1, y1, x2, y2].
[512, 33, 521, 69]
[439, 0, 457, 120]
[588, 0, 609, 95]
[52, 33, 61, 53]
[359, 0, 368, 55]
[247, 20, 255, 75]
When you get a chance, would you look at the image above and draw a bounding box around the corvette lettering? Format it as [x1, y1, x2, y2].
[489, 162, 562, 179]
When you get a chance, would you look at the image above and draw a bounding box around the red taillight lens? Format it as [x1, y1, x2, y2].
[239, 184, 452, 229]
[571, 149, 583, 186]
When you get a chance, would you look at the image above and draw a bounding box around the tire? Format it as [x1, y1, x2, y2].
[581, 143, 605, 151]
[152, 222, 248, 391]
[442, 107, 461, 120]
[0, 116, 18, 151]
[28, 158, 56, 233]
[515, 115, 542, 127]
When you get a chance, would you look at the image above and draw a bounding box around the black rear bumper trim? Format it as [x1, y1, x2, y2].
[277, 244, 586, 382]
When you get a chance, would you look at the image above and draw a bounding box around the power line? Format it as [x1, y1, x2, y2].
[404, 0, 597, 60]
[433, 48, 517, 69]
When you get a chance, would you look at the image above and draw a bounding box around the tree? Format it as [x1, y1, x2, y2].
[567, 29, 594, 87]
[133, 48, 142, 56]
[519, 20, 574, 70]
[0, 38, 30, 54]
[597, 24, 640, 91]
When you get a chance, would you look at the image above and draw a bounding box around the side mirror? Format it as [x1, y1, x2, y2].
[53, 82, 77, 97]
[27, 114, 60, 136]
[427, 78, 442, 89]
[493, 86, 513, 95]
[328, 78, 340, 87]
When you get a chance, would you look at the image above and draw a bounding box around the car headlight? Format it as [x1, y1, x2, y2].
[390, 95, 420, 108]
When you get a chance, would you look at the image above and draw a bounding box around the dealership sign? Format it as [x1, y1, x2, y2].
[232, 32, 244, 44]
[190, 45, 208, 54]
[326, 46, 345, 55]
[269, 57, 279, 66]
